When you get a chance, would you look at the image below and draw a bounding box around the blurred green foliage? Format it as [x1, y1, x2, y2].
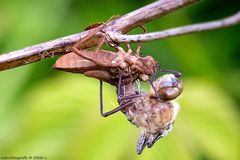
[0, 0, 239, 160]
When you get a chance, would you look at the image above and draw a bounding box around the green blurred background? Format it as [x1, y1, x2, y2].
[0, 0, 239, 159]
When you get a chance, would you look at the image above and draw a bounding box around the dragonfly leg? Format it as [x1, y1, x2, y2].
[74, 24, 104, 50]
[117, 69, 123, 101]
[72, 46, 95, 62]
[73, 42, 119, 68]
[151, 63, 159, 82]
[117, 70, 143, 102]
[119, 93, 143, 103]
[99, 70, 143, 117]
[149, 79, 160, 101]
[100, 75, 133, 117]
[95, 36, 105, 53]
[72, 25, 116, 67]
[136, 25, 146, 56]
[126, 43, 133, 54]
[99, 80, 104, 116]
[136, 43, 142, 56]
[101, 98, 134, 117]
[159, 69, 182, 78]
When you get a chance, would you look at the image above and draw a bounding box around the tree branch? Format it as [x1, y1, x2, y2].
[0, 0, 199, 71]
[108, 11, 240, 43]
[107, 0, 200, 33]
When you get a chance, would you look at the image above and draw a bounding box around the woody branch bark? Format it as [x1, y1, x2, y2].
[0, 0, 199, 71]
[108, 11, 240, 43]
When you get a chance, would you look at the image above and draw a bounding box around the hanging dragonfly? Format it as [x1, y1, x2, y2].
[53, 23, 183, 154]
[120, 73, 183, 154]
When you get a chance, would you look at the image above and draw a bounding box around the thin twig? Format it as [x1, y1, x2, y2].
[108, 11, 240, 43]
[0, 0, 199, 71]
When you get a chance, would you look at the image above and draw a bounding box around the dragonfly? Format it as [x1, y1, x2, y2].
[120, 73, 183, 154]
[53, 23, 183, 154]
[54, 45, 183, 154]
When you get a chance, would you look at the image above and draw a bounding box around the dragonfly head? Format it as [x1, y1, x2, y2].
[151, 74, 183, 101]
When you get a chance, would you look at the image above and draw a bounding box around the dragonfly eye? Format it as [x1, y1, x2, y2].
[152, 74, 183, 100]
